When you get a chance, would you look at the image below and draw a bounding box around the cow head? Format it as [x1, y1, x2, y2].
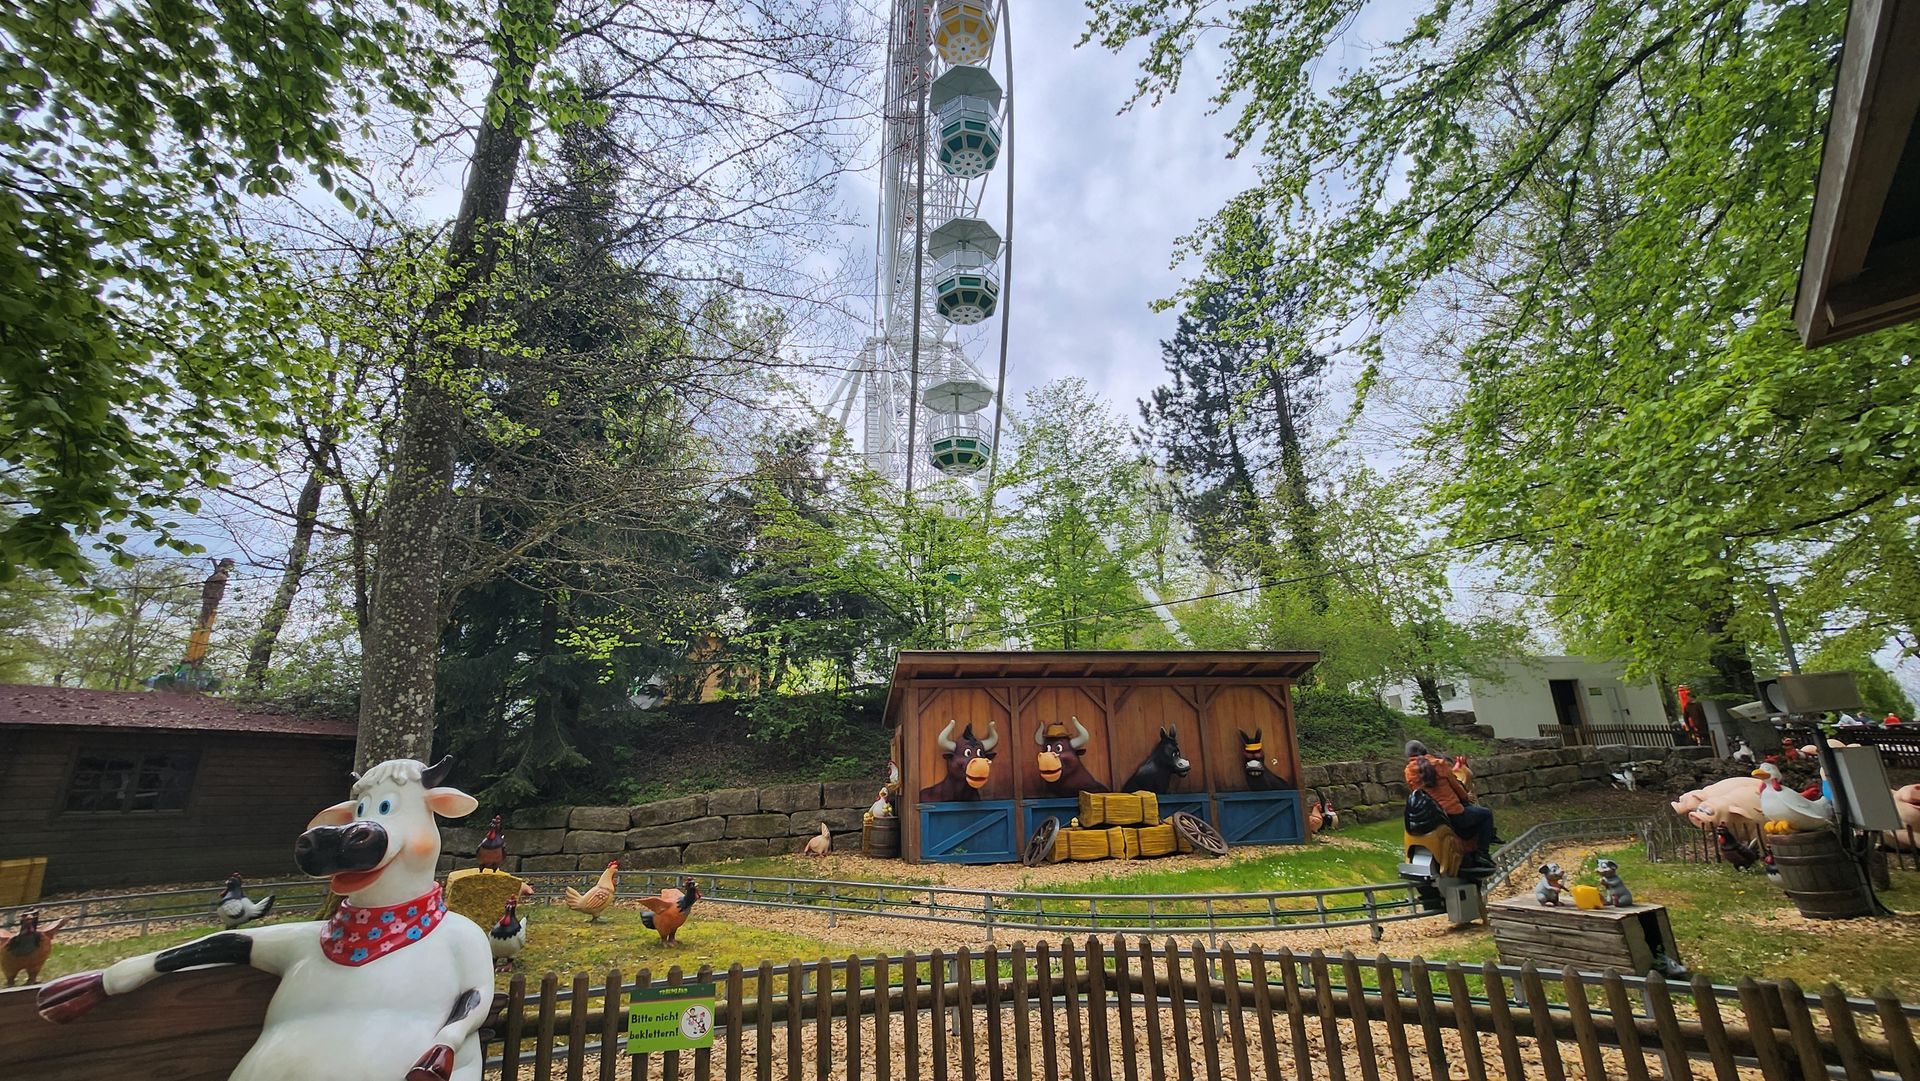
[296, 755, 477, 907]
[1238, 728, 1265, 780]
[937, 718, 999, 789]
[1034, 716, 1092, 784]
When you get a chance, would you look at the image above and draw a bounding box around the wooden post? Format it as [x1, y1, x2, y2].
[1560, 968, 1606, 1081]
[1735, 978, 1791, 1079]
[1189, 941, 1223, 1081]
[904, 953, 923, 1081]
[956, 949, 978, 1081]
[1165, 939, 1195, 1081]
[1341, 952, 1379, 1081]
[1278, 948, 1312, 1081]
[786, 960, 805, 1080]
[632, 967, 654, 1081]
[1480, 963, 1525, 1081]
[1063, 940, 1088, 1081]
[1407, 958, 1448, 1079]
[1312, 950, 1349, 1081]
[1221, 945, 1253, 1081]
[1088, 938, 1113, 1081]
[846, 956, 865, 1081]
[503, 973, 528, 1081]
[535, 973, 559, 1081]
[1139, 937, 1167, 1081]
[1013, 944, 1036, 1081]
[603, 969, 626, 1081]
[1776, 978, 1827, 1081]
[1520, 964, 1565, 1081]
[1873, 987, 1920, 1079]
[1818, 983, 1873, 1081]
[1115, 936, 1140, 1081]
[1248, 950, 1283, 1081]
[1688, 974, 1738, 1081]
[931, 950, 950, 1081]
[984, 945, 1005, 1081]
[875, 955, 894, 1081]
[1374, 956, 1414, 1081]
[755, 963, 775, 1081]
[1037, 942, 1059, 1081]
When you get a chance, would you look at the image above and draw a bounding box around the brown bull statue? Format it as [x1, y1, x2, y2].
[1033, 716, 1107, 795]
[918, 719, 999, 802]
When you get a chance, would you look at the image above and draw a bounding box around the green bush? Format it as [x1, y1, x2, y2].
[1294, 686, 1484, 763]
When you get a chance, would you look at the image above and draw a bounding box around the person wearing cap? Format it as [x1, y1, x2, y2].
[1404, 740, 1497, 864]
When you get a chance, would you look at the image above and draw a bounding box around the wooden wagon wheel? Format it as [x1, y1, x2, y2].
[1170, 811, 1229, 857]
[1023, 816, 1061, 867]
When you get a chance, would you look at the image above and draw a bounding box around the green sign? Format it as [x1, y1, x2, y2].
[626, 981, 717, 1054]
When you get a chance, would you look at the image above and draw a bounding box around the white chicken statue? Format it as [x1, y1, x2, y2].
[1757, 774, 1832, 834]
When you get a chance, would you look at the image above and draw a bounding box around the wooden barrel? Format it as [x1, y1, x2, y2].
[862, 816, 900, 858]
[1770, 829, 1874, 919]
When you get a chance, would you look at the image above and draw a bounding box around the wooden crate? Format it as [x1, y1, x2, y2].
[1489, 897, 1679, 975]
[0, 857, 47, 906]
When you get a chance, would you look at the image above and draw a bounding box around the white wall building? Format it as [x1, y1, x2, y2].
[1380, 656, 1670, 742]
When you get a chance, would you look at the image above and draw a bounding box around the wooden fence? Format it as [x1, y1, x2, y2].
[6, 938, 1917, 1079]
[480, 938, 1915, 1081]
[1538, 724, 1709, 754]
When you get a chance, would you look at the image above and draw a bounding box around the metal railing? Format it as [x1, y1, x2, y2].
[2, 816, 1661, 940]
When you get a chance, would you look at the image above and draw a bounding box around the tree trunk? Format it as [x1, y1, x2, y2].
[1415, 673, 1446, 729]
[1268, 363, 1327, 611]
[355, 33, 546, 769]
[1701, 599, 1757, 703]
[244, 467, 326, 685]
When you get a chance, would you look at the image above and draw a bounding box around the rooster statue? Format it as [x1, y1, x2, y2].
[476, 815, 508, 872]
[1713, 824, 1760, 870]
[638, 877, 702, 945]
[564, 860, 619, 923]
[214, 872, 275, 929]
[1757, 774, 1832, 834]
[1318, 791, 1339, 832]
[489, 898, 527, 970]
[1, 911, 67, 986]
[1306, 796, 1325, 837]
[1451, 755, 1474, 797]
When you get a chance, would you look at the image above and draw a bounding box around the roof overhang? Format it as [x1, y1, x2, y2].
[1795, 0, 1920, 347]
[883, 650, 1321, 724]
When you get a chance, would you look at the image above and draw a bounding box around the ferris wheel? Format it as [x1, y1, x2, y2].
[825, 0, 1013, 494]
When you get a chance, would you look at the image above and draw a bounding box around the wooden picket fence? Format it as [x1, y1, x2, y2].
[483, 937, 1920, 1080]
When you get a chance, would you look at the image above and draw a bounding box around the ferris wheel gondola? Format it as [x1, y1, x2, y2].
[826, 0, 1014, 489]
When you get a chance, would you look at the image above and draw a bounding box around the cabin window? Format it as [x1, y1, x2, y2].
[63, 750, 199, 813]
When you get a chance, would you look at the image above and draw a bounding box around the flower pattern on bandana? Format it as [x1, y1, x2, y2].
[321, 884, 447, 967]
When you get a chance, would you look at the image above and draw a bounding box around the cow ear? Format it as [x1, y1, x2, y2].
[308, 800, 355, 829]
[426, 786, 480, 819]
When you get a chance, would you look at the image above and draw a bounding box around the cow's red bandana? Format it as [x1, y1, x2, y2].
[321, 883, 446, 966]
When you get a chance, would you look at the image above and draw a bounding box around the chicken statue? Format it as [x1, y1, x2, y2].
[1714, 824, 1761, 870]
[214, 872, 275, 929]
[1305, 797, 1326, 838]
[488, 898, 527, 970]
[476, 815, 508, 873]
[564, 860, 619, 923]
[1451, 755, 1474, 797]
[638, 877, 702, 945]
[1757, 772, 1832, 834]
[2, 911, 67, 986]
[1318, 791, 1339, 832]
[802, 822, 832, 857]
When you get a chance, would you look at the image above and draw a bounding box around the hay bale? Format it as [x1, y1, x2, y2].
[1106, 826, 1141, 859]
[1138, 822, 1178, 858]
[1078, 791, 1109, 827]
[446, 867, 528, 925]
[1103, 793, 1145, 826]
[1065, 829, 1112, 861]
[1137, 792, 1159, 826]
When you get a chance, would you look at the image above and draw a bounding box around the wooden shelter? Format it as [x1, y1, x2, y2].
[884, 650, 1319, 864]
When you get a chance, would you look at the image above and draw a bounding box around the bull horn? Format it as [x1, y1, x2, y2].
[936, 719, 958, 752]
[420, 755, 456, 789]
[1034, 720, 1049, 747]
[980, 720, 999, 752]
[1070, 716, 1091, 750]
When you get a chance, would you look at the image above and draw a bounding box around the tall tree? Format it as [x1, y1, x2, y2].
[354, 0, 864, 766]
[0, 0, 448, 587]
[1086, 0, 1919, 686]
[1140, 214, 1328, 596]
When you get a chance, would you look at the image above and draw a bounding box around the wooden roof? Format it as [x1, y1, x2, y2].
[0, 684, 356, 739]
[1795, 0, 1920, 346]
[883, 650, 1320, 723]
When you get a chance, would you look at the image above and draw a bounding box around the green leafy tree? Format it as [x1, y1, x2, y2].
[1085, 0, 1918, 693]
[1001, 379, 1165, 649]
[0, 0, 450, 587]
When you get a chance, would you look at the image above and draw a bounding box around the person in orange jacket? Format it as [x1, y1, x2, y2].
[1404, 740, 1499, 861]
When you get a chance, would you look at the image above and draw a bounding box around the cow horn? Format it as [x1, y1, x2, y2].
[1034, 720, 1049, 747]
[420, 755, 455, 789]
[936, 719, 958, 752]
[980, 720, 999, 752]
[1070, 716, 1091, 750]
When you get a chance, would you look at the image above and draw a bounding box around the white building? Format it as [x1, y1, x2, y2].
[1380, 655, 1670, 742]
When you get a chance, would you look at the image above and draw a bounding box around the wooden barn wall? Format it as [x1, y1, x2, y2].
[1016, 683, 1110, 798]
[1107, 685, 1207, 794]
[905, 687, 1013, 803]
[1198, 685, 1293, 792]
[0, 728, 353, 891]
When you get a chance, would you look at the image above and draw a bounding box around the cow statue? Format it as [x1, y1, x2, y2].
[1033, 717, 1107, 795]
[918, 719, 999, 802]
[37, 756, 494, 1081]
[1120, 726, 1192, 793]
[1238, 728, 1288, 790]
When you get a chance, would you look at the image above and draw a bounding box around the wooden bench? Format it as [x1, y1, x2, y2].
[1489, 896, 1680, 974]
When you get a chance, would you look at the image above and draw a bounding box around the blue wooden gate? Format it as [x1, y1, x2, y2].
[1018, 798, 1082, 847]
[1155, 792, 1214, 825]
[919, 800, 1018, 863]
[1214, 791, 1303, 845]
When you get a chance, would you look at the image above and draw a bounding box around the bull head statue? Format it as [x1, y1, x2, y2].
[930, 718, 998, 795]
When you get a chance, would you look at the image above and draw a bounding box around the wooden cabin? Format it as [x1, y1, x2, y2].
[0, 684, 354, 892]
[885, 650, 1319, 864]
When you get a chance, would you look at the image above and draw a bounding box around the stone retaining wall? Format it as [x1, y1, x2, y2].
[1299, 744, 1620, 823]
[445, 745, 1626, 872]
[437, 781, 876, 874]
